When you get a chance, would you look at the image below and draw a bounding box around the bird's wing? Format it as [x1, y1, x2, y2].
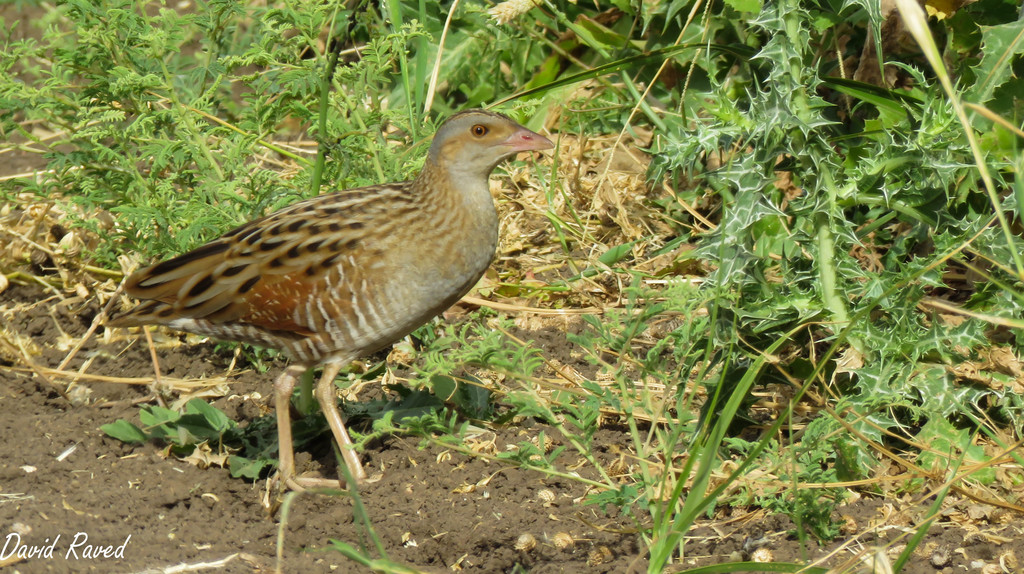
[111, 183, 411, 333]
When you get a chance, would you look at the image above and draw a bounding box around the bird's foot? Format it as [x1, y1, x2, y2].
[268, 469, 345, 493]
[284, 475, 347, 492]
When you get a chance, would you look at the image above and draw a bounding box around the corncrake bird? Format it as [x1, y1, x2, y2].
[108, 110, 554, 489]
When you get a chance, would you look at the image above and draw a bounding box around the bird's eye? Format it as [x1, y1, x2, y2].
[471, 124, 488, 137]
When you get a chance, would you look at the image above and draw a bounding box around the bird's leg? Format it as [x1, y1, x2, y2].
[315, 361, 368, 485]
[142, 328, 168, 408]
[273, 364, 306, 490]
[275, 362, 366, 491]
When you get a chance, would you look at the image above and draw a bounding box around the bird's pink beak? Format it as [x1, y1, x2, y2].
[505, 127, 555, 153]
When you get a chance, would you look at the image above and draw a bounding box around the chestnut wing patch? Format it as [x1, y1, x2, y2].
[115, 188, 393, 333]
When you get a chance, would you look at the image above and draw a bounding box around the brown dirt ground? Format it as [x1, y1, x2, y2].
[3, 3, 1024, 571]
[2, 280, 1023, 574]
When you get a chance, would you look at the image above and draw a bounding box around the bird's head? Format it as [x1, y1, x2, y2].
[425, 110, 554, 180]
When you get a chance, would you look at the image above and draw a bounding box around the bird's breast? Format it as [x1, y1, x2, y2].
[293, 187, 498, 360]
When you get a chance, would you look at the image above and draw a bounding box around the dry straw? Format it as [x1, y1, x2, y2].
[487, 0, 542, 25]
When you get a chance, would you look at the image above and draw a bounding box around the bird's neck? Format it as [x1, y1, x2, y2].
[401, 156, 499, 312]
[413, 158, 496, 221]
